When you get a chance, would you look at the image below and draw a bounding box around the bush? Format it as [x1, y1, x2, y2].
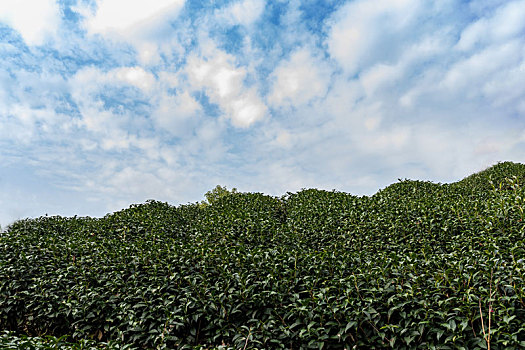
[1, 162, 525, 349]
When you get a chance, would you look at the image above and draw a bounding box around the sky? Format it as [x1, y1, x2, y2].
[0, 0, 524, 227]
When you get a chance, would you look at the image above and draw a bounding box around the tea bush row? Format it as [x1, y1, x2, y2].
[1, 162, 524, 349]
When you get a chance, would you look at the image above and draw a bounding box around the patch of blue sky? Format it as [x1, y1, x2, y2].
[0, 163, 55, 192]
[56, 42, 131, 73]
[60, 0, 85, 23]
[53, 93, 82, 118]
[53, 47, 129, 76]
[156, 45, 192, 71]
[213, 25, 245, 55]
[77, 40, 137, 68]
[184, 0, 232, 15]
[0, 24, 23, 45]
[94, 88, 151, 115]
[250, 2, 290, 52]
[298, 0, 345, 35]
[57, 6, 136, 69]
[265, 1, 289, 26]
[193, 91, 222, 119]
[2, 36, 124, 84]
[222, 130, 259, 163]
[0, 29, 36, 69]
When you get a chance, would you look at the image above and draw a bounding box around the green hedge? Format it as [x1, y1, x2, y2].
[1, 161, 524, 349]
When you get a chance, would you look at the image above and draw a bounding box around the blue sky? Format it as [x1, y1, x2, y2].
[1, 0, 524, 227]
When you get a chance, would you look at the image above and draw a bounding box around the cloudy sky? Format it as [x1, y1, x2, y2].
[1, 0, 524, 227]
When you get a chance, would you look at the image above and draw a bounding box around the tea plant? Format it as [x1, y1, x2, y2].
[1, 161, 524, 349]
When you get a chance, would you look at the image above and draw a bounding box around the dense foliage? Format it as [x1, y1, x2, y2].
[1, 161, 525, 349]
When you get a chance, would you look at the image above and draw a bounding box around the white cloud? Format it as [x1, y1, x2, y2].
[112, 67, 157, 93]
[456, 0, 525, 51]
[268, 48, 331, 107]
[186, 47, 267, 127]
[272, 130, 293, 148]
[158, 71, 180, 88]
[135, 42, 162, 66]
[76, 0, 185, 65]
[0, 104, 62, 144]
[0, 67, 74, 145]
[357, 31, 450, 101]
[441, 40, 523, 99]
[327, 0, 422, 76]
[188, 51, 245, 98]
[216, 0, 266, 26]
[68, 66, 159, 151]
[81, 0, 185, 36]
[72, 66, 157, 95]
[153, 92, 201, 136]
[482, 62, 525, 110]
[106, 167, 165, 197]
[0, 0, 61, 46]
[229, 89, 267, 127]
[365, 126, 411, 152]
[73, 156, 196, 212]
[360, 63, 402, 97]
